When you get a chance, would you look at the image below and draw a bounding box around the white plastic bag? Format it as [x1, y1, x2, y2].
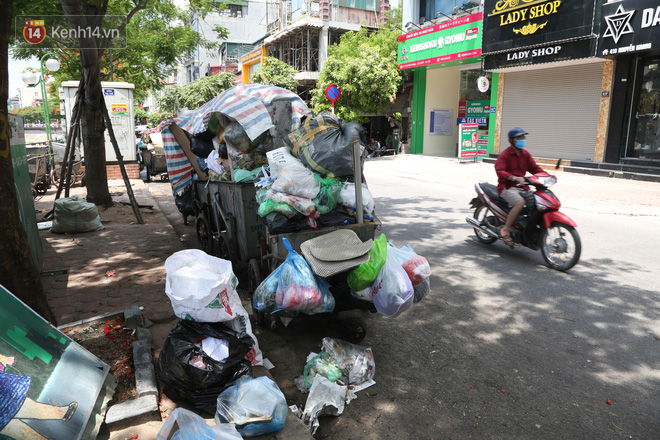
[272, 161, 320, 199]
[387, 243, 431, 286]
[266, 189, 316, 216]
[267, 147, 298, 179]
[371, 247, 414, 318]
[164, 249, 263, 365]
[157, 408, 242, 440]
[339, 183, 375, 216]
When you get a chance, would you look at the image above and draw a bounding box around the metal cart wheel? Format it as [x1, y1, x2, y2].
[337, 317, 367, 343]
[196, 214, 214, 255]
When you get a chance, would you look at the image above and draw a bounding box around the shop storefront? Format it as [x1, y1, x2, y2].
[398, 12, 498, 157]
[482, 0, 609, 162]
[241, 46, 266, 84]
[599, 0, 660, 164]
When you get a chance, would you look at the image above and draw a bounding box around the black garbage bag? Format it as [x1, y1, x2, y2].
[265, 213, 311, 234]
[284, 115, 366, 178]
[157, 320, 253, 409]
[219, 143, 228, 159]
[174, 185, 194, 218]
[190, 132, 215, 158]
[317, 205, 357, 228]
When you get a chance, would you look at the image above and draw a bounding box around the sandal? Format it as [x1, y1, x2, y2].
[500, 232, 514, 248]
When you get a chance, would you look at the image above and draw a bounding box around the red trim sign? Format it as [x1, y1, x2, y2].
[325, 84, 341, 102]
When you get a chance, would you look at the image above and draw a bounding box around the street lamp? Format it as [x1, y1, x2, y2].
[22, 53, 60, 145]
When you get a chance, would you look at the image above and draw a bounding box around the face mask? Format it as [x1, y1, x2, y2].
[515, 139, 526, 149]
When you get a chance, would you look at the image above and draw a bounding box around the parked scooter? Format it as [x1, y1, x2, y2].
[465, 160, 581, 271]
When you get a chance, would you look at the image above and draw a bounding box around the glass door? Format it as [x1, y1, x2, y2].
[630, 56, 660, 159]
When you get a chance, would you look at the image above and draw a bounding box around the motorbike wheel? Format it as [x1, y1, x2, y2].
[541, 223, 581, 271]
[473, 206, 498, 244]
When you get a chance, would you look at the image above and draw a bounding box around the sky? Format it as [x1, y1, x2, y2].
[8, 56, 41, 98]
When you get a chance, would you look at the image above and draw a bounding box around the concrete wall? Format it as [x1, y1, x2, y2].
[422, 65, 461, 157]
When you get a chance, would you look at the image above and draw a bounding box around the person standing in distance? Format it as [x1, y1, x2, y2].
[494, 127, 544, 247]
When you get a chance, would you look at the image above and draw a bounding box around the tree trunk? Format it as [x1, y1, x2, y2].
[60, 0, 112, 207]
[0, 0, 56, 323]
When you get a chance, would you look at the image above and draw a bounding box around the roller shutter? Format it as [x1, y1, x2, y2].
[500, 62, 604, 161]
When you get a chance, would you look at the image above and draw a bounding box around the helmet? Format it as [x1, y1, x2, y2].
[508, 127, 528, 139]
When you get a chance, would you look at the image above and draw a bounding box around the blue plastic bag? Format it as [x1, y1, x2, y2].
[157, 408, 242, 440]
[215, 376, 288, 437]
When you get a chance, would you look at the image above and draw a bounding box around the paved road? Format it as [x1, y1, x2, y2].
[149, 156, 660, 439]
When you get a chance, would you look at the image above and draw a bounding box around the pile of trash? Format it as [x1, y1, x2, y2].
[157, 250, 288, 437]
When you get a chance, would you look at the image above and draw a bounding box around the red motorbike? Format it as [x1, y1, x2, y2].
[466, 166, 581, 271]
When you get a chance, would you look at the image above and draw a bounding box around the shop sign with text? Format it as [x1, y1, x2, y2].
[459, 124, 479, 157]
[398, 13, 483, 70]
[598, 0, 660, 56]
[484, 37, 596, 69]
[482, 0, 597, 54]
[458, 100, 490, 118]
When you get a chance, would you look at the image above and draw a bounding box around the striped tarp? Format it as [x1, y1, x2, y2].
[163, 84, 310, 196]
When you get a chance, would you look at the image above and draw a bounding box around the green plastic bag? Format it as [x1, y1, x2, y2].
[312, 175, 342, 215]
[258, 199, 298, 218]
[347, 234, 387, 292]
[303, 352, 343, 388]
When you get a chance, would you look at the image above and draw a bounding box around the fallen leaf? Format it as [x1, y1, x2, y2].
[105, 270, 116, 277]
[606, 398, 611, 405]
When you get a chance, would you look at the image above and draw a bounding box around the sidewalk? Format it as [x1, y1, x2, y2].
[35, 179, 313, 440]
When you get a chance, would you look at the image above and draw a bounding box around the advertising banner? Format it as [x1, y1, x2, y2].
[484, 37, 597, 69]
[481, 0, 597, 55]
[458, 100, 490, 118]
[459, 123, 479, 157]
[398, 13, 483, 70]
[598, 0, 660, 56]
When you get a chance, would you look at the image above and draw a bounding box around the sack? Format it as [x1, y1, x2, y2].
[275, 238, 331, 311]
[164, 250, 264, 365]
[228, 144, 268, 171]
[317, 205, 357, 228]
[258, 199, 299, 218]
[339, 183, 375, 216]
[224, 121, 272, 153]
[413, 278, 430, 303]
[387, 243, 431, 286]
[322, 337, 375, 386]
[215, 376, 288, 437]
[233, 168, 261, 183]
[283, 115, 364, 178]
[271, 161, 320, 199]
[156, 320, 253, 409]
[50, 195, 104, 234]
[371, 247, 414, 318]
[253, 264, 283, 314]
[265, 212, 311, 235]
[175, 185, 195, 218]
[157, 408, 242, 440]
[313, 175, 342, 215]
[266, 189, 316, 216]
[347, 234, 387, 292]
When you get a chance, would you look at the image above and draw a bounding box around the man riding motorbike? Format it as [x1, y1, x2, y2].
[494, 127, 544, 247]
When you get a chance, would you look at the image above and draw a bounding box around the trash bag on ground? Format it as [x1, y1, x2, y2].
[253, 264, 283, 314]
[370, 246, 414, 318]
[313, 175, 342, 215]
[157, 407, 242, 440]
[347, 234, 387, 292]
[284, 114, 365, 178]
[271, 160, 320, 199]
[387, 243, 431, 286]
[302, 352, 343, 389]
[156, 320, 253, 409]
[215, 376, 288, 437]
[50, 195, 104, 234]
[165, 249, 264, 366]
[339, 182, 375, 216]
[275, 238, 332, 311]
[165, 249, 240, 323]
[300, 375, 354, 435]
[413, 277, 430, 303]
[321, 337, 375, 386]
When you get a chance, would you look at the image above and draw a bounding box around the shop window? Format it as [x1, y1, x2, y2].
[217, 4, 245, 17]
[460, 70, 492, 102]
[631, 57, 660, 159]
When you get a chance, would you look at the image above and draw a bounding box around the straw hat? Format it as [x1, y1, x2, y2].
[300, 230, 373, 278]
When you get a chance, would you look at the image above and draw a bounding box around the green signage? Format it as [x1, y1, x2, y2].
[466, 100, 490, 118]
[398, 12, 483, 70]
[459, 123, 479, 158]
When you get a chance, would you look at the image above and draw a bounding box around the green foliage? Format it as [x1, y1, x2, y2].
[179, 73, 237, 109]
[10, 99, 63, 124]
[310, 9, 403, 122]
[252, 57, 299, 92]
[134, 105, 148, 122]
[147, 110, 173, 128]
